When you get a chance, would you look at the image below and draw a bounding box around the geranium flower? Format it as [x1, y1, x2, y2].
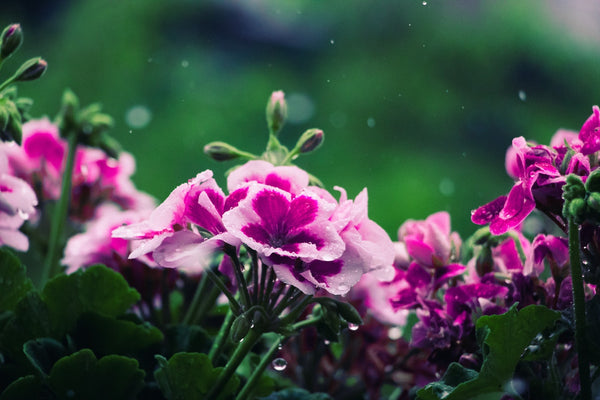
[579, 105, 600, 156]
[227, 159, 309, 195]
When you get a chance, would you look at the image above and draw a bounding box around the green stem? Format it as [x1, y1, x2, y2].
[235, 335, 284, 400]
[182, 274, 209, 325]
[41, 130, 77, 284]
[279, 295, 313, 326]
[208, 309, 235, 364]
[205, 268, 242, 315]
[257, 254, 268, 305]
[568, 219, 591, 400]
[0, 76, 16, 93]
[191, 282, 221, 325]
[290, 316, 321, 331]
[271, 287, 299, 317]
[206, 326, 262, 400]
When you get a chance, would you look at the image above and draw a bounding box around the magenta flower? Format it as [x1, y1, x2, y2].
[227, 159, 309, 196]
[0, 166, 38, 251]
[113, 170, 243, 272]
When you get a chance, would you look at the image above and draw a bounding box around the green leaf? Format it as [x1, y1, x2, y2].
[154, 352, 239, 400]
[0, 292, 53, 362]
[0, 375, 43, 400]
[259, 388, 333, 400]
[23, 337, 67, 377]
[418, 304, 560, 400]
[164, 324, 212, 355]
[0, 248, 34, 312]
[72, 312, 163, 357]
[48, 349, 145, 400]
[42, 264, 140, 335]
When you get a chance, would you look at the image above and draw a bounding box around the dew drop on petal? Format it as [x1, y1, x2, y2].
[16, 209, 29, 220]
[348, 323, 359, 331]
[272, 357, 287, 371]
[518, 90, 527, 101]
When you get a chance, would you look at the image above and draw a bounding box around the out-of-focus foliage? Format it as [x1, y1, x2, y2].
[3, 0, 600, 236]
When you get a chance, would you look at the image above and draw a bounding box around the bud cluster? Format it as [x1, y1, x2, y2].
[0, 23, 47, 144]
[204, 91, 325, 167]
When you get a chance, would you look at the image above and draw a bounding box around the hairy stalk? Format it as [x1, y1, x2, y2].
[205, 268, 242, 315]
[271, 287, 300, 317]
[279, 295, 313, 326]
[225, 248, 252, 309]
[568, 220, 591, 400]
[267, 284, 287, 312]
[41, 130, 77, 284]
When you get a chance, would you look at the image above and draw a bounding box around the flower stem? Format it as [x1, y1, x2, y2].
[568, 219, 591, 400]
[41, 130, 77, 284]
[206, 326, 262, 400]
[182, 274, 209, 325]
[235, 335, 284, 400]
[205, 267, 242, 315]
[208, 309, 235, 364]
[225, 247, 252, 309]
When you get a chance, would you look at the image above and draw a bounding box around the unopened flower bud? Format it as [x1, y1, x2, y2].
[204, 141, 241, 161]
[14, 57, 47, 82]
[230, 314, 251, 343]
[266, 90, 287, 134]
[0, 24, 23, 60]
[297, 128, 324, 154]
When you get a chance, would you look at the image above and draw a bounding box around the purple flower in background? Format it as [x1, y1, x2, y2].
[579, 105, 600, 155]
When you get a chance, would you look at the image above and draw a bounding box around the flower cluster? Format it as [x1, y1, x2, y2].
[471, 107, 600, 235]
[0, 118, 153, 223]
[114, 159, 394, 296]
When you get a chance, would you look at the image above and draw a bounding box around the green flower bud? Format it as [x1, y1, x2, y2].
[568, 198, 586, 224]
[14, 57, 47, 82]
[297, 128, 324, 154]
[0, 24, 23, 60]
[204, 141, 242, 161]
[586, 169, 600, 193]
[266, 90, 287, 135]
[230, 314, 251, 343]
[475, 245, 494, 277]
[562, 174, 586, 201]
[334, 301, 363, 326]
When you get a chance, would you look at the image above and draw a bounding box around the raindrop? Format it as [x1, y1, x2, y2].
[388, 326, 402, 340]
[348, 323, 359, 331]
[125, 105, 152, 129]
[147, 57, 153, 63]
[408, 23, 412, 27]
[181, 60, 189, 68]
[326, 79, 331, 83]
[323, 340, 330, 345]
[422, 1, 427, 5]
[518, 90, 527, 101]
[239, 337, 245, 343]
[337, 284, 349, 292]
[461, 105, 465, 110]
[272, 357, 287, 371]
[286, 93, 315, 124]
[129, 130, 133, 134]
[367, 118, 376, 128]
[277, 343, 283, 350]
[330, 39, 335, 45]
[422, 44, 426, 48]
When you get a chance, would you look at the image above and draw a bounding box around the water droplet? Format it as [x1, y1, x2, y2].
[367, 118, 376, 128]
[422, 43, 426, 48]
[326, 79, 331, 83]
[348, 323, 359, 331]
[337, 284, 349, 292]
[16, 209, 29, 220]
[408, 23, 412, 27]
[286, 92, 315, 124]
[422, 1, 427, 5]
[388, 326, 402, 340]
[125, 105, 152, 129]
[239, 337, 245, 343]
[330, 39, 335, 45]
[323, 339, 330, 345]
[181, 60, 189, 68]
[129, 130, 133, 134]
[461, 105, 465, 110]
[277, 343, 283, 350]
[518, 90, 526, 101]
[147, 57, 153, 63]
[272, 357, 287, 371]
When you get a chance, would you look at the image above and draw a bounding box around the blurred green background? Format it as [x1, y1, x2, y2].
[3, 0, 600, 238]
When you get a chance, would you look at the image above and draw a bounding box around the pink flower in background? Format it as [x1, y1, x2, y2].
[0, 152, 38, 251]
[579, 105, 600, 155]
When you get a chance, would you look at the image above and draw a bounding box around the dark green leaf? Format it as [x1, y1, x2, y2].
[164, 324, 211, 356]
[259, 388, 333, 400]
[0, 375, 43, 400]
[0, 248, 34, 312]
[42, 264, 140, 335]
[48, 349, 145, 400]
[72, 312, 163, 357]
[154, 352, 239, 400]
[23, 337, 67, 377]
